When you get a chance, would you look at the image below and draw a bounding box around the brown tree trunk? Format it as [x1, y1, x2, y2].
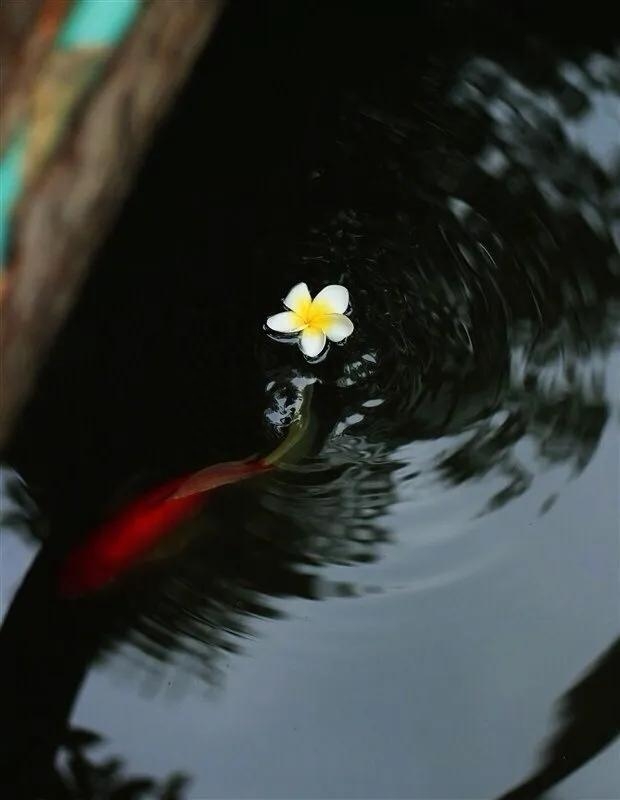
[0, 0, 226, 446]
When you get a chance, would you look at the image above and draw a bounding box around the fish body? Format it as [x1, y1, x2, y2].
[59, 458, 270, 596]
[58, 384, 313, 597]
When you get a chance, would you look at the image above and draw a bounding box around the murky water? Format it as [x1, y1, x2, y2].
[2, 3, 619, 798]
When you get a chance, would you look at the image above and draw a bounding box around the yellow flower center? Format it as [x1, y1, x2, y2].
[297, 297, 333, 329]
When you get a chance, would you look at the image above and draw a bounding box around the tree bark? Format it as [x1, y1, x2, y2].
[0, 0, 226, 446]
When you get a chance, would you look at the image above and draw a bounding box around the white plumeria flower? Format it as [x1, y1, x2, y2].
[266, 282, 354, 359]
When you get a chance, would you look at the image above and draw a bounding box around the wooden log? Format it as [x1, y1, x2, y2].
[0, 0, 226, 446]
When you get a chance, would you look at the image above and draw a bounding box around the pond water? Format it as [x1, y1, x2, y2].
[2, 2, 619, 798]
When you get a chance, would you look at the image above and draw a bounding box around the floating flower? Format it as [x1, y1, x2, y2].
[266, 282, 354, 358]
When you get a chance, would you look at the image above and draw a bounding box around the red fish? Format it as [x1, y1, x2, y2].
[58, 457, 270, 597]
[58, 384, 314, 597]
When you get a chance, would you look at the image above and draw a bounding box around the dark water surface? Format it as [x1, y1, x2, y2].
[2, 2, 619, 798]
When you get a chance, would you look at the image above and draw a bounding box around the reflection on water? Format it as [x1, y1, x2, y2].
[499, 638, 620, 800]
[2, 2, 619, 798]
[52, 728, 188, 800]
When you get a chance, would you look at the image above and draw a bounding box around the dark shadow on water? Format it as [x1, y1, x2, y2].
[497, 638, 620, 800]
[49, 728, 188, 800]
[2, 1, 619, 797]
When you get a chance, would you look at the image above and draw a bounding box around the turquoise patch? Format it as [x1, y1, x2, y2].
[57, 0, 142, 49]
[0, 133, 26, 267]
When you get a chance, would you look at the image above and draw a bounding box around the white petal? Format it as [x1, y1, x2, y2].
[320, 313, 354, 342]
[266, 311, 305, 333]
[283, 282, 312, 315]
[312, 284, 349, 315]
[299, 327, 326, 358]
